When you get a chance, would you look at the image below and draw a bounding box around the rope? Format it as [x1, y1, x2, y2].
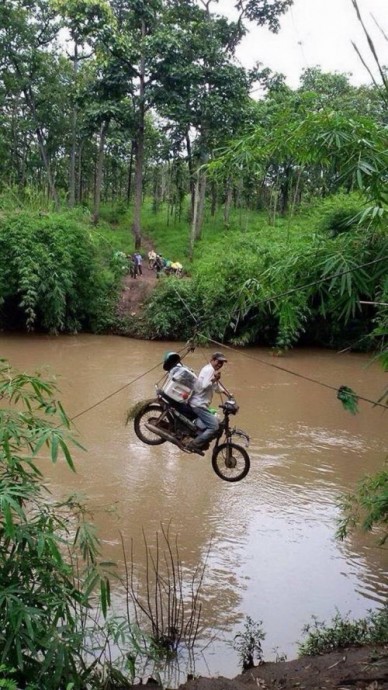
[69, 343, 190, 422]
[171, 283, 200, 326]
[198, 334, 388, 411]
[171, 255, 388, 329]
[236, 255, 388, 310]
[68, 253, 388, 423]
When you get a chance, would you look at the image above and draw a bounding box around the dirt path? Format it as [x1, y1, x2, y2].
[116, 241, 158, 318]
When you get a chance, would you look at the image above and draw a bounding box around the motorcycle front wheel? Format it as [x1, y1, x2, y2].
[211, 442, 250, 482]
[134, 402, 167, 445]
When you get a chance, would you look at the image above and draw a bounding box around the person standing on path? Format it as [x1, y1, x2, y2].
[128, 254, 137, 278]
[187, 352, 228, 451]
[148, 249, 156, 269]
[134, 252, 143, 276]
[155, 254, 164, 277]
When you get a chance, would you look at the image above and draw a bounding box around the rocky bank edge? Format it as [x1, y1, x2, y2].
[176, 645, 388, 690]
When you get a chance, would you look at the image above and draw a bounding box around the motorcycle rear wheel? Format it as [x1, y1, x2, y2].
[134, 403, 167, 445]
[211, 442, 250, 482]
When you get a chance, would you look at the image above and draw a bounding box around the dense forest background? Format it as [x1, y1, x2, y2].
[0, 0, 387, 359]
[0, 3, 387, 688]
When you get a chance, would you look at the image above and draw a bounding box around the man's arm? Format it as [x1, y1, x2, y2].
[194, 365, 214, 393]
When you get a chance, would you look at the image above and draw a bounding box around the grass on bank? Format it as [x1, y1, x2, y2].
[299, 608, 388, 656]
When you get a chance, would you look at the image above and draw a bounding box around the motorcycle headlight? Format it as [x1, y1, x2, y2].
[225, 400, 239, 414]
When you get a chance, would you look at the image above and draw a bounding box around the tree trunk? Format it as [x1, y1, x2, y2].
[210, 181, 217, 216]
[190, 158, 208, 258]
[189, 174, 200, 259]
[111, 159, 116, 203]
[160, 163, 169, 202]
[223, 183, 233, 226]
[186, 132, 195, 222]
[152, 167, 161, 214]
[290, 166, 304, 215]
[279, 163, 291, 216]
[92, 120, 109, 225]
[35, 126, 59, 209]
[13, 55, 59, 207]
[119, 167, 124, 200]
[24, 86, 59, 209]
[10, 104, 18, 186]
[68, 43, 78, 208]
[126, 141, 134, 205]
[77, 141, 84, 205]
[132, 20, 146, 250]
[196, 167, 207, 237]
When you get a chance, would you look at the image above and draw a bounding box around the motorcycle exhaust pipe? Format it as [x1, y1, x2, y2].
[145, 422, 185, 448]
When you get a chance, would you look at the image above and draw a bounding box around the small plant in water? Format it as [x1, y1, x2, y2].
[122, 522, 208, 658]
[233, 616, 265, 671]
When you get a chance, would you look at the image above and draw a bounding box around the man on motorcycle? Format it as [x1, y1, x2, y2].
[186, 352, 227, 452]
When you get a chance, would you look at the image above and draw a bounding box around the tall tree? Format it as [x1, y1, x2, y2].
[151, 0, 293, 253]
[0, 0, 62, 206]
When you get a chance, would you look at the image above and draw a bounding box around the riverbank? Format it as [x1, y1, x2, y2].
[177, 645, 388, 690]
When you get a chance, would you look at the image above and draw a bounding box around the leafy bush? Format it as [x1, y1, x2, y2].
[139, 191, 387, 350]
[0, 359, 114, 688]
[370, 275, 388, 373]
[299, 608, 388, 656]
[337, 466, 388, 543]
[98, 202, 129, 226]
[319, 207, 364, 237]
[233, 616, 265, 670]
[143, 276, 202, 340]
[0, 211, 120, 333]
[0, 359, 165, 688]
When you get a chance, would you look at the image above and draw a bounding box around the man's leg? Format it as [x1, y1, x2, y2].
[189, 406, 219, 447]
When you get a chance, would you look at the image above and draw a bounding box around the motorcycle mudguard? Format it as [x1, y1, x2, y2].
[231, 428, 250, 446]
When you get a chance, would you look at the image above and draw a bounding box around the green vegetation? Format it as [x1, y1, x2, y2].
[0, 358, 164, 689]
[0, 349, 386, 684]
[0, 190, 386, 359]
[0, 359, 212, 687]
[0, 206, 123, 333]
[233, 616, 265, 671]
[299, 608, 388, 656]
[0, 0, 386, 356]
[0, 0, 387, 683]
[139, 194, 387, 354]
[0, 358, 109, 688]
[337, 466, 388, 544]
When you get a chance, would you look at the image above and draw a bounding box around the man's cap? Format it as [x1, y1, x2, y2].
[212, 351, 227, 362]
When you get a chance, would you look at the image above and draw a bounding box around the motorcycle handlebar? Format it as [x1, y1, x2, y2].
[218, 381, 233, 398]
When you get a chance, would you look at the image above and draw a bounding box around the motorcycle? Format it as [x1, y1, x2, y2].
[133, 387, 251, 482]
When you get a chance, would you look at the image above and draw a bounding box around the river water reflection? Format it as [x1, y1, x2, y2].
[1, 334, 387, 679]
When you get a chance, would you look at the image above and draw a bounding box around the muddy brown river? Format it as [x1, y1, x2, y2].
[1, 334, 387, 680]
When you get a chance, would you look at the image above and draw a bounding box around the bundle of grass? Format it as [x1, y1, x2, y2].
[125, 399, 156, 424]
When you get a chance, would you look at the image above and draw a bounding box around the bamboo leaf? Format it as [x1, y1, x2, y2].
[58, 438, 76, 472]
